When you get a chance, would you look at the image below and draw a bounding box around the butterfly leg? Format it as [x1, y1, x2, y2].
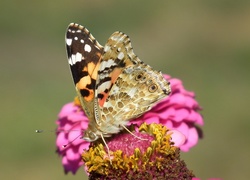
[100, 133, 112, 164]
[120, 124, 148, 141]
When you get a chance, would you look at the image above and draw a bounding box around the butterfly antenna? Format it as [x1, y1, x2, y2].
[121, 125, 148, 141]
[35, 129, 81, 133]
[62, 133, 83, 148]
[35, 129, 44, 133]
[35, 129, 83, 148]
[100, 134, 112, 164]
[35, 129, 58, 133]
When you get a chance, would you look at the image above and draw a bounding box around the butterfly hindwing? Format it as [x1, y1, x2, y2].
[94, 32, 171, 133]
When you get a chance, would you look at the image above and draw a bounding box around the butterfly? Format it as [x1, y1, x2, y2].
[65, 23, 171, 143]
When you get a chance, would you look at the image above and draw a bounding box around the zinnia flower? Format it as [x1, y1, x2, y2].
[83, 123, 194, 179]
[55, 74, 203, 174]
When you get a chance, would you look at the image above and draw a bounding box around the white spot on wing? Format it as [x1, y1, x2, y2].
[111, 85, 119, 94]
[118, 52, 124, 60]
[74, 37, 78, 40]
[127, 87, 137, 97]
[68, 52, 82, 65]
[98, 81, 111, 93]
[84, 44, 91, 52]
[75, 52, 82, 62]
[104, 45, 110, 52]
[80, 39, 84, 43]
[66, 38, 72, 46]
[99, 59, 116, 71]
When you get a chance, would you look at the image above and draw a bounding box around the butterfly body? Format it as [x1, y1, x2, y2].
[66, 23, 171, 142]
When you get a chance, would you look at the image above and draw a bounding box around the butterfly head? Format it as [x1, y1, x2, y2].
[83, 129, 99, 142]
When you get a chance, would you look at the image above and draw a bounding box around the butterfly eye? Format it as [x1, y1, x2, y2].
[135, 73, 146, 81]
[148, 83, 158, 93]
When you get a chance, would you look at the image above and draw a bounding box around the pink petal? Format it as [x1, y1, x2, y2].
[163, 74, 171, 79]
[157, 107, 176, 119]
[173, 122, 189, 138]
[186, 127, 199, 147]
[184, 96, 199, 108]
[172, 108, 189, 122]
[58, 103, 77, 118]
[165, 120, 173, 128]
[66, 148, 81, 161]
[195, 113, 204, 125]
[168, 93, 186, 105]
[79, 143, 90, 154]
[168, 130, 186, 147]
[180, 127, 199, 152]
[144, 116, 160, 124]
[80, 121, 89, 129]
[68, 112, 88, 122]
[68, 130, 85, 146]
[56, 132, 68, 151]
[169, 78, 183, 88]
[62, 156, 81, 174]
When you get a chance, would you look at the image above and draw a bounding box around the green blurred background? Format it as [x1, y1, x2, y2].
[1, 0, 250, 179]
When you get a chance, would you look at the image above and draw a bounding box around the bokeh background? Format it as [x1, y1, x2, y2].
[1, 0, 250, 179]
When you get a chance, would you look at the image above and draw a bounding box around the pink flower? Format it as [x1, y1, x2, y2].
[130, 74, 204, 152]
[55, 74, 203, 174]
[83, 123, 194, 179]
[56, 102, 90, 174]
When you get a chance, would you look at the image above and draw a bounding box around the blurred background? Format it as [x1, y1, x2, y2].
[1, 0, 250, 179]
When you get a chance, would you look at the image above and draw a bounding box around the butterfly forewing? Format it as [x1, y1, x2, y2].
[66, 23, 103, 120]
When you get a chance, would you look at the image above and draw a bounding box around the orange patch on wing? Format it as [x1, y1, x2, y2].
[76, 76, 94, 102]
[110, 68, 122, 84]
[77, 76, 91, 89]
[88, 52, 101, 79]
[87, 62, 96, 76]
[98, 68, 123, 107]
[88, 62, 100, 80]
[99, 92, 108, 107]
[84, 90, 94, 101]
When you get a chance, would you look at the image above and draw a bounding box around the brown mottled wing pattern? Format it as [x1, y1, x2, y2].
[66, 23, 103, 121]
[94, 32, 171, 135]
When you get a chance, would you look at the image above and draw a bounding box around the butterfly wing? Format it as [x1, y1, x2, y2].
[95, 32, 171, 134]
[95, 32, 135, 108]
[65, 23, 103, 120]
[66, 24, 171, 140]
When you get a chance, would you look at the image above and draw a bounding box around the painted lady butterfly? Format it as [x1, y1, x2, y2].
[66, 23, 171, 142]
